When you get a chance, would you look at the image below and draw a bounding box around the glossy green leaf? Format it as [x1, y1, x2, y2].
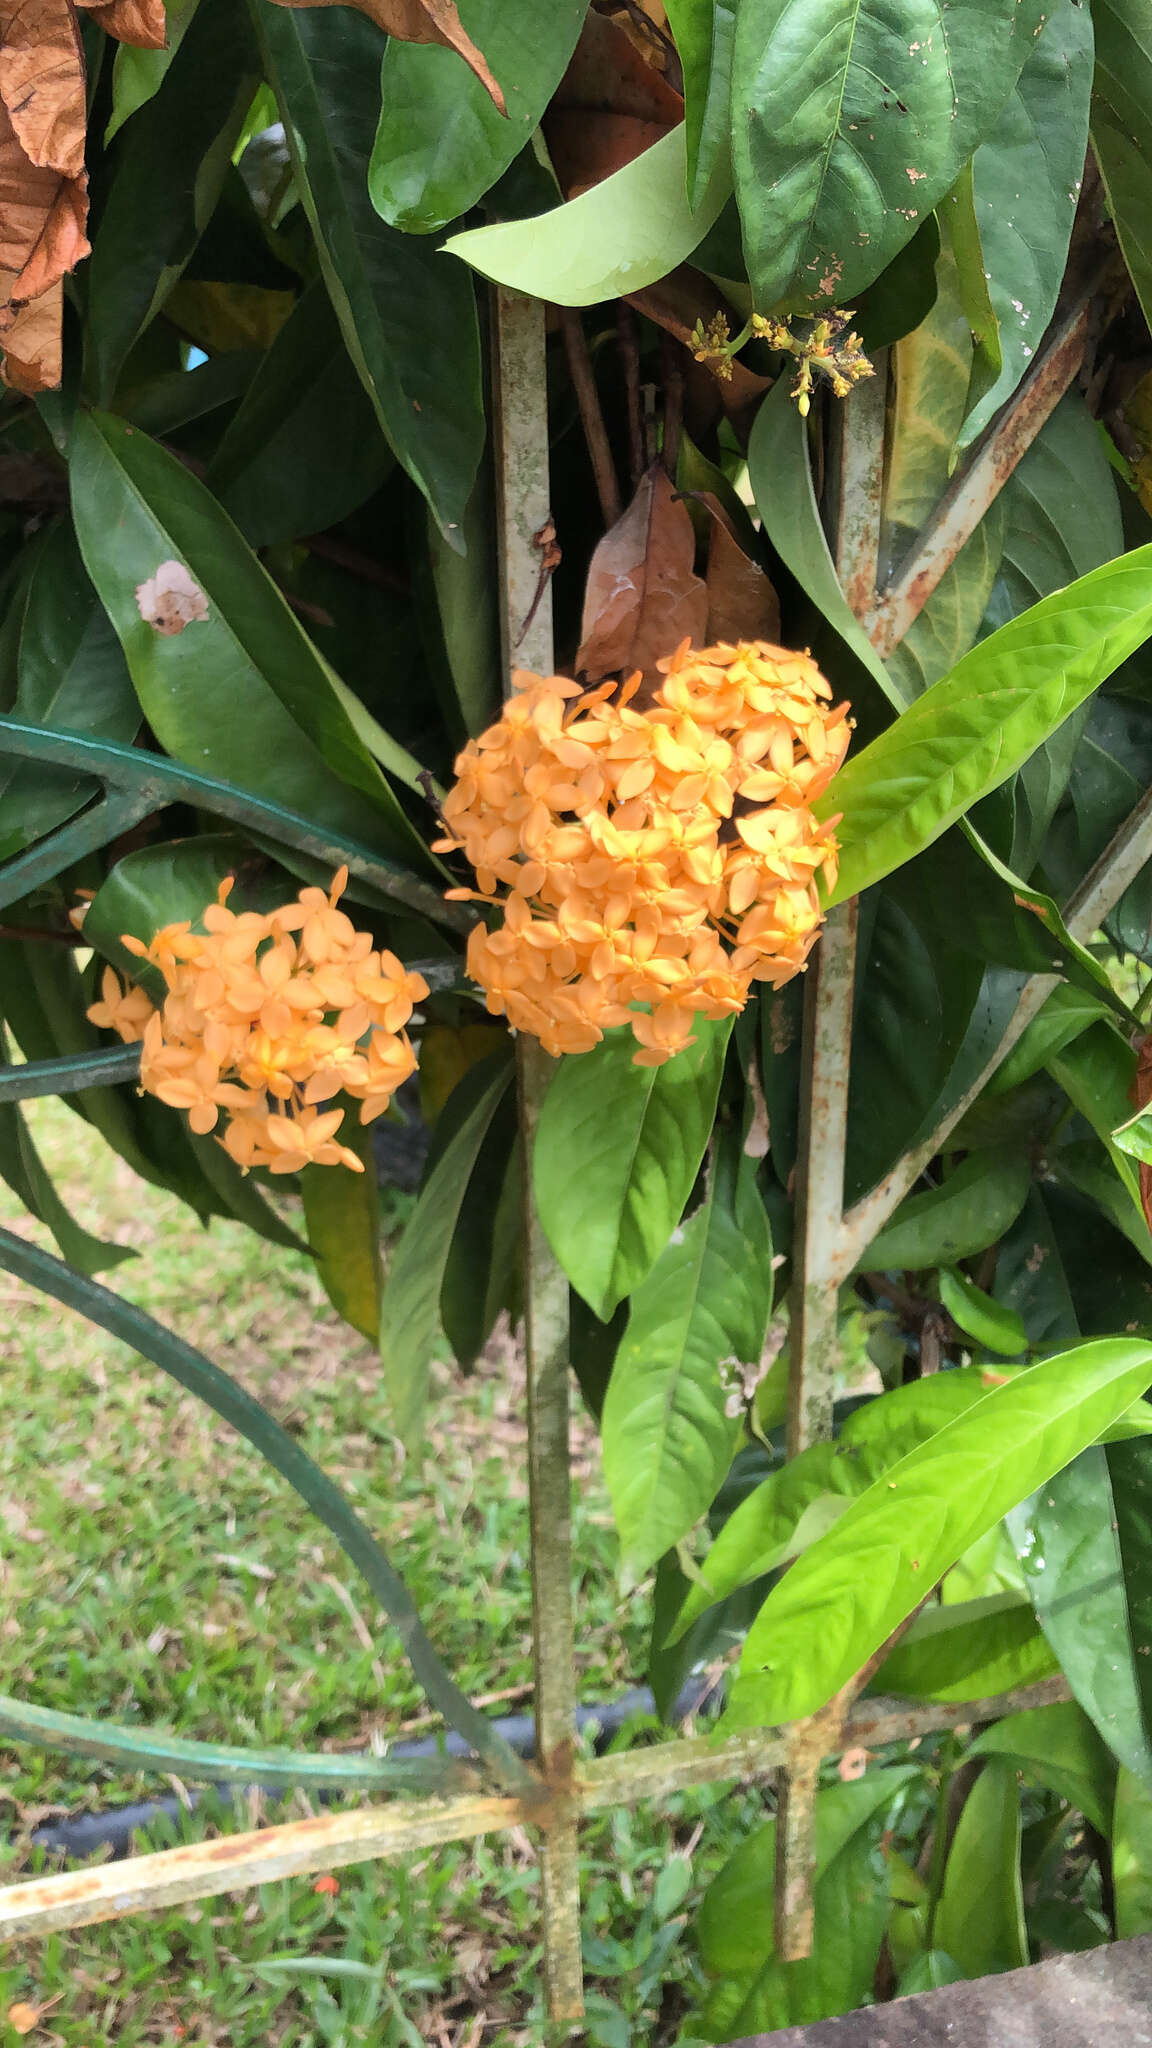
[939, 1267, 1028, 1358]
[747, 378, 903, 712]
[379, 1060, 513, 1444]
[1092, 0, 1152, 329]
[953, 0, 1093, 452]
[443, 124, 731, 308]
[602, 1145, 772, 1583]
[821, 542, 1152, 905]
[300, 1117, 381, 1342]
[858, 1146, 1031, 1274]
[0, 525, 138, 861]
[370, 0, 587, 233]
[726, 1339, 1152, 1731]
[665, 0, 737, 208]
[968, 1701, 1116, 1835]
[532, 1018, 731, 1321]
[85, 0, 257, 404]
[69, 411, 430, 865]
[934, 1760, 1026, 1976]
[1114, 1766, 1152, 1937]
[871, 1593, 1057, 1703]
[731, 0, 1045, 311]
[105, 0, 200, 144]
[206, 282, 394, 548]
[255, 0, 485, 539]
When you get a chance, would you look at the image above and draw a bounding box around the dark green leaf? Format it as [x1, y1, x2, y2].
[532, 1018, 731, 1321]
[439, 1089, 521, 1372]
[726, 1339, 1152, 1731]
[0, 1083, 133, 1279]
[300, 1116, 382, 1341]
[871, 1593, 1057, 1703]
[207, 283, 394, 548]
[69, 410, 431, 864]
[1109, 1436, 1152, 1775]
[968, 1701, 1117, 1835]
[370, 0, 588, 233]
[665, 0, 737, 208]
[85, 0, 258, 404]
[105, 0, 201, 144]
[731, 0, 1045, 310]
[412, 468, 501, 745]
[1114, 1766, 1152, 1936]
[255, 0, 485, 539]
[850, 214, 940, 352]
[886, 507, 1006, 701]
[934, 1760, 1026, 1976]
[858, 1146, 1032, 1273]
[1092, 0, 1152, 329]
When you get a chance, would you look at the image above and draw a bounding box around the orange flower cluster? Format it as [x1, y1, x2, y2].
[434, 639, 850, 1065]
[86, 868, 427, 1173]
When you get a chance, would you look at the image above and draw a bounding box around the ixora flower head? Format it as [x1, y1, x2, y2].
[84, 868, 428, 1173]
[434, 639, 851, 1066]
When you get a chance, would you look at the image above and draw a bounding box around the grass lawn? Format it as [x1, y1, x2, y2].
[0, 1097, 767, 2046]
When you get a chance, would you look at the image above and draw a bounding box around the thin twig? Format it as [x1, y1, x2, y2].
[660, 332, 685, 480]
[558, 305, 622, 528]
[618, 305, 645, 489]
[0, 923, 84, 946]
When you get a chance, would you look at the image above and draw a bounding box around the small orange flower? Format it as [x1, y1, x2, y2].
[312, 1873, 340, 1896]
[435, 639, 850, 1064]
[86, 868, 427, 1172]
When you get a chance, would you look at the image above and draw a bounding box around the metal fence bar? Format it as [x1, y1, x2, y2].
[491, 285, 585, 2024]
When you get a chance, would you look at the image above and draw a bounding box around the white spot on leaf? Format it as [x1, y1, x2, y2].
[136, 560, 209, 636]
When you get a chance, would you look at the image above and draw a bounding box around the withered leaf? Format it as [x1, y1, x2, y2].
[576, 461, 708, 685]
[136, 559, 210, 634]
[545, 112, 672, 197]
[0, 276, 61, 392]
[75, 0, 169, 50]
[0, 0, 87, 175]
[545, 8, 680, 197]
[267, 0, 506, 114]
[701, 497, 781, 645]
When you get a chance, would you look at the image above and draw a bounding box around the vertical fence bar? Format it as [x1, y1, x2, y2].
[773, 369, 885, 1960]
[491, 286, 585, 2024]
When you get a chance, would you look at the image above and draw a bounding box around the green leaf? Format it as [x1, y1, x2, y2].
[301, 1117, 382, 1342]
[81, 834, 296, 995]
[938, 1267, 1028, 1358]
[1048, 1026, 1152, 1253]
[370, 0, 587, 234]
[439, 1079, 521, 1372]
[934, 1760, 1027, 1976]
[1092, 0, 1152, 329]
[379, 1059, 513, 1443]
[988, 986, 1110, 1098]
[725, 1339, 1152, 1731]
[0, 524, 138, 861]
[0, 1086, 133, 1279]
[532, 1018, 731, 1321]
[412, 469, 501, 745]
[858, 1146, 1032, 1273]
[443, 124, 731, 308]
[883, 245, 974, 542]
[871, 1593, 1057, 1703]
[747, 378, 903, 712]
[85, 0, 258, 405]
[665, 0, 737, 208]
[602, 1144, 772, 1583]
[1114, 1766, 1152, 1937]
[897, 1953, 964, 1994]
[731, 0, 1045, 311]
[821, 541, 1152, 905]
[941, 164, 1001, 423]
[254, 0, 485, 539]
[1108, 1436, 1152, 1775]
[952, 0, 1093, 453]
[206, 282, 394, 548]
[69, 410, 430, 865]
[105, 0, 200, 144]
[968, 1701, 1117, 1836]
[886, 507, 1006, 702]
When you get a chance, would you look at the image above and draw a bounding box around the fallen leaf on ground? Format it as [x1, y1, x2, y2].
[576, 461, 707, 684]
[266, 0, 506, 113]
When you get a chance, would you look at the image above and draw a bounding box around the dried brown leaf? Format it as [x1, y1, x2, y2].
[0, 278, 62, 394]
[0, 0, 87, 175]
[545, 111, 671, 196]
[553, 10, 682, 122]
[266, 0, 506, 114]
[701, 497, 781, 645]
[576, 461, 707, 684]
[136, 559, 209, 634]
[76, 0, 168, 50]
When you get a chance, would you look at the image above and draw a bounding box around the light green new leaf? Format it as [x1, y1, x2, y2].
[602, 1154, 772, 1583]
[69, 411, 430, 867]
[934, 1760, 1027, 1977]
[380, 1062, 513, 1444]
[301, 1118, 381, 1343]
[968, 1701, 1116, 1836]
[938, 1267, 1028, 1358]
[1114, 1766, 1152, 1937]
[858, 1146, 1031, 1274]
[105, 0, 200, 144]
[665, 0, 737, 208]
[821, 542, 1152, 904]
[533, 1018, 731, 1320]
[725, 1339, 1152, 1731]
[731, 0, 1045, 311]
[443, 125, 730, 308]
[254, 0, 485, 539]
[370, 0, 587, 233]
[954, 0, 1093, 453]
[1092, 0, 1152, 330]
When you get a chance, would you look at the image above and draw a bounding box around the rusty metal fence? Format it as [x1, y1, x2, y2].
[2, 281, 1150, 2027]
